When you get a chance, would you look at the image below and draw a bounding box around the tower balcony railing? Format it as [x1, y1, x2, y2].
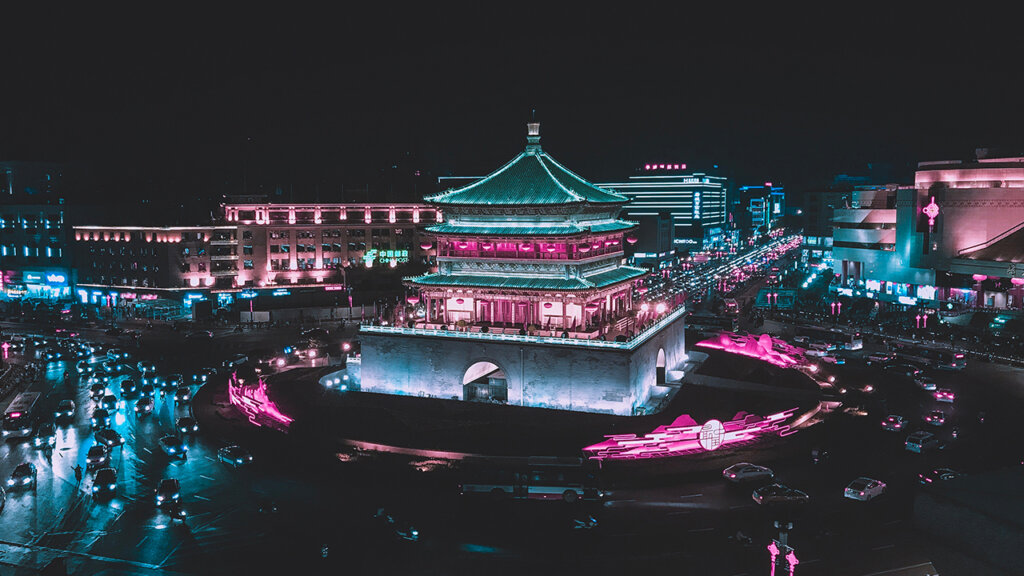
[439, 246, 623, 261]
[361, 305, 686, 351]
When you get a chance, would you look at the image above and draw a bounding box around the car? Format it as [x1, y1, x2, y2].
[223, 354, 248, 369]
[155, 478, 181, 507]
[140, 383, 156, 397]
[91, 408, 111, 429]
[925, 410, 946, 426]
[76, 360, 94, 373]
[865, 352, 894, 365]
[793, 335, 810, 345]
[104, 326, 123, 336]
[821, 355, 846, 365]
[373, 508, 420, 542]
[218, 445, 252, 467]
[723, 463, 775, 484]
[94, 428, 125, 448]
[92, 467, 117, 499]
[165, 374, 184, 389]
[173, 386, 192, 403]
[192, 367, 217, 382]
[844, 477, 886, 501]
[7, 463, 37, 490]
[137, 361, 156, 373]
[142, 372, 162, 386]
[906, 431, 941, 453]
[186, 330, 214, 340]
[86, 445, 110, 469]
[934, 389, 955, 403]
[918, 468, 963, 485]
[751, 483, 810, 506]
[881, 414, 907, 432]
[159, 435, 187, 458]
[176, 417, 199, 435]
[101, 360, 116, 372]
[134, 397, 154, 416]
[89, 371, 111, 384]
[100, 394, 119, 412]
[32, 421, 57, 448]
[55, 399, 76, 421]
[120, 379, 138, 397]
[106, 348, 126, 360]
[885, 363, 923, 377]
[90, 382, 108, 400]
[914, 377, 938, 391]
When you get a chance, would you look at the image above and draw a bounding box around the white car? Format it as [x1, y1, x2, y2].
[934, 389, 955, 403]
[914, 377, 937, 391]
[924, 410, 946, 426]
[722, 463, 774, 484]
[844, 477, 886, 501]
[865, 352, 894, 365]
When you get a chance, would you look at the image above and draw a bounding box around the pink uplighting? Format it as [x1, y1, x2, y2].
[583, 407, 798, 460]
[696, 332, 803, 368]
[228, 373, 294, 431]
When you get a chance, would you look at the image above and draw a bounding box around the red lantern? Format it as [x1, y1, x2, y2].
[419, 242, 433, 250]
[1013, 278, 1024, 286]
[520, 243, 533, 251]
[457, 242, 468, 250]
[543, 302, 553, 309]
[455, 298, 465, 305]
[972, 274, 987, 282]
[585, 303, 600, 312]
[546, 246, 557, 252]
[626, 236, 638, 244]
[482, 244, 493, 250]
[406, 296, 420, 305]
[578, 245, 591, 253]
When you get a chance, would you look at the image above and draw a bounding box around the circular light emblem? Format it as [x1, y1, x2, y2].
[698, 419, 725, 451]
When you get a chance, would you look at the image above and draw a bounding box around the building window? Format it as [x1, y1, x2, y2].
[242, 230, 253, 239]
[348, 242, 365, 252]
[347, 229, 365, 238]
[243, 245, 254, 255]
[297, 230, 315, 239]
[243, 259, 254, 270]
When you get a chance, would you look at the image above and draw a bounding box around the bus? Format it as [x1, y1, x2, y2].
[793, 325, 863, 350]
[458, 456, 603, 503]
[2, 392, 41, 439]
[892, 344, 966, 371]
[686, 313, 739, 336]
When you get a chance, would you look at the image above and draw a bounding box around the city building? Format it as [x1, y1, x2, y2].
[598, 166, 728, 249]
[0, 162, 73, 301]
[627, 212, 675, 269]
[735, 183, 786, 237]
[72, 202, 440, 315]
[832, 155, 1024, 310]
[358, 124, 687, 415]
[800, 188, 849, 267]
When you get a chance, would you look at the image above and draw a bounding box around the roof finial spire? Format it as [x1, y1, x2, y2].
[526, 116, 541, 154]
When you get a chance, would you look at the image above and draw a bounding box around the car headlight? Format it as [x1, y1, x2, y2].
[236, 458, 244, 464]
[157, 495, 164, 501]
[168, 447, 175, 452]
[93, 486, 99, 492]
[173, 493, 179, 498]
[22, 476, 31, 484]
[6, 479, 14, 486]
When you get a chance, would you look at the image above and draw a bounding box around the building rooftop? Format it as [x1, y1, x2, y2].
[423, 219, 635, 237]
[425, 124, 626, 207]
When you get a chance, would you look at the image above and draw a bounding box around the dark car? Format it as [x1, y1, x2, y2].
[7, 463, 37, 490]
[217, 445, 252, 467]
[94, 428, 125, 448]
[752, 483, 810, 506]
[884, 363, 923, 377]
[373, 508, 420, 542]
[192, 367, 217, 383]
[32, 421, 57, 449]
[159, 435, 187, 458]
[91, 408, 111, 430]
[134, 397, 154, 416]
[93, 467, 117, 499]
[166, 374, 185, 389]
[55, 399, 76, 422]
[100, 394, 119, 412]
[186, 330, 214, 340]
[155, 478, 181, 507]
[140, 383, 156, 397]
[174, 386, 192, 403]
[120, 379, 138, 397]
[918, 467, 963, 485]
[90, 382, 108, 400]
[176, 416, 199, 435]
[86, 445, 110, 469]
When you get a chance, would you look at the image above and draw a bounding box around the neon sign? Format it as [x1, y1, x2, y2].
[46, 273, 66, 284]
[228, 373, 293, 431]
[584, 408, 798, 460]
[238, 290, 258, 299]
[272, 289, 291, 297]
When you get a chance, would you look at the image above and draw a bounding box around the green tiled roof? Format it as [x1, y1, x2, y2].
[425, 150, 627, 206]
[406, 266, 647, 291]
[423, 219, 636, 237]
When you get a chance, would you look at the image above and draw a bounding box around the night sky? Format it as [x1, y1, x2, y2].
[3, 6, 1023, 204]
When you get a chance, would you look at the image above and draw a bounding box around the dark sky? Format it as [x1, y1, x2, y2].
[3, 5, 1024, 203]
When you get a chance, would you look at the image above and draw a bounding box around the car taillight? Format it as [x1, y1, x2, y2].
[859, 491, 864, 496]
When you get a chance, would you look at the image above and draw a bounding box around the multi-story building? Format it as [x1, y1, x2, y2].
[735, 183, 786, 236]
[72, 203, 440, 313]
[0, 162, 73, 301]
[800, 188, 849, 266]
[598, 166, 728, 248]
[359, 124, 686, 415]
[832, 155, 1024, 310]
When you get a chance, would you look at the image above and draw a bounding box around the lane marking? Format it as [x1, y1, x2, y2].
[861, 562, 935, 576]
[667, 511, 691, 516]
[729, 504, 749, 510]
[688, 527, 715, 533]
[136, 536, 149, 548]
[193, 495, 210, 501]
[679, 493, 702, 499]
[199, 475, 215, 481]
[142, 447, 152, 454]
[871, 543, 896, 551]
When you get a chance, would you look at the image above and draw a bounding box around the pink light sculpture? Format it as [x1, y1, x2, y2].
[695, 332, 803, 368]
[583, 408, 798, 460]
[922, 196, 940, 226]
[972, 274, 987, 282]
[228, 373, 294, 431]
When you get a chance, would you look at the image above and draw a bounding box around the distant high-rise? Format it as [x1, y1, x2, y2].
[598, 165, 728, 247]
